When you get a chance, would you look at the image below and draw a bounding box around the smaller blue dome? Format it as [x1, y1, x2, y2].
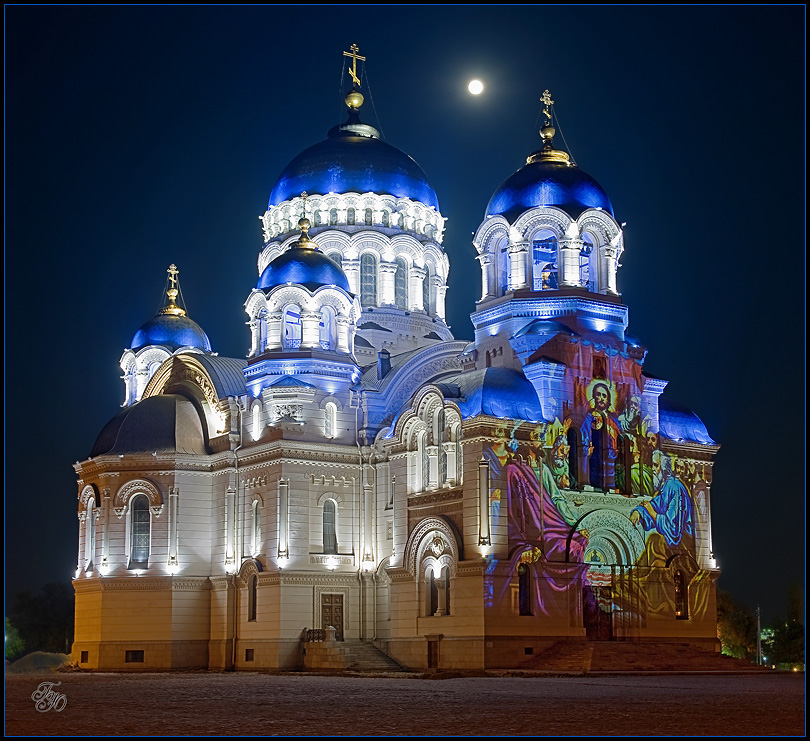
[258, 247, 351, 293]
[436, 367, 544, 421]
[658, 397, 715, 445]
[487, 158, 613, 221]
[131, 314, 211, 353]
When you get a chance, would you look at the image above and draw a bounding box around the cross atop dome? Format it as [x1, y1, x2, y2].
[158, 263, 187, 317]
[343, 44, 366, 110]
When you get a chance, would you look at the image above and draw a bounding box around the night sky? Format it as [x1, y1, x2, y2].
[6, 6, 804, 621]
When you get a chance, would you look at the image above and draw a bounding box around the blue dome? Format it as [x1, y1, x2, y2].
[131, 314, 212, 353]
[436, 367, 544, 421]
[486, 158, 613, 221]
[658, 397, 715, 445]
[268, 131, 440, 211]
[258, 247, 351, 293]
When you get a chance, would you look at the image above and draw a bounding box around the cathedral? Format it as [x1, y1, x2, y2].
[72, 49, 721, 671]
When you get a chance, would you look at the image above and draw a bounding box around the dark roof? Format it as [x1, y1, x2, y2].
[90, 394, 208, 457]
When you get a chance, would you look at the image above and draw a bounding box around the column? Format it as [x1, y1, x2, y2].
[507, 240, 528, 290]
[435, 277, 447, 321]
[266, 311, 283, 351]
[478, 457, 490, 546]
[379, 260, 398, 307]
[301, 311, 320, 349]
[225, 487, 236, 570]
[343, 258, 360, 295]
[477, 253, 493, 299]
[410, 266, 426, 311]
[336, 315, 352, 353]
[168, 486, 179, 568]
[600, 243, 619, 295]
[278, 479, 289, 559]
[558, 237, 583, 287]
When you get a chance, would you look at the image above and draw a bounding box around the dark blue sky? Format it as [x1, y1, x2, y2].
[6, 6, 804, 620]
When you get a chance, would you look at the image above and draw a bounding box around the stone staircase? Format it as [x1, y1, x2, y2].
[343, 640, 408, 673]
[520, 640, 770, 674]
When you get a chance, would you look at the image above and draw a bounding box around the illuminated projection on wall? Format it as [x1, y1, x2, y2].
[483, 350, 713, 637]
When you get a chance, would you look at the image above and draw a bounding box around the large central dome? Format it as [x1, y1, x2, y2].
[268, 120, 440, 211]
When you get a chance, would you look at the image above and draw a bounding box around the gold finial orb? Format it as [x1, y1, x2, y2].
[345, 90, 364, 110]
[541, 124, 555, 142]
[298, 217, 311, 232]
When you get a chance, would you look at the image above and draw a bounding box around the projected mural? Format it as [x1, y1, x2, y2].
[485, 357, 711, 630]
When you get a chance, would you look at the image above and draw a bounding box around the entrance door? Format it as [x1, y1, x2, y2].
[321, 593, 344, 641]
[583, 586, 613, 641]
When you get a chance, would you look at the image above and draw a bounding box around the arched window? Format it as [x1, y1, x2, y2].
[485, 350, 492, 368]
[497, 240, 509, 295]
[580, 234, 595, 291]
[441, 565, 451, 616]
[347, 207, 355, 225]
[251, 403, 261, 441]
[130, 495, 150, 567]
[324, 402, 337, 439]
[567, 428, 579, 489]
[532, 230, 558, 290]
[518, 563, 532, 615]
[360, 253, 377, 306]
[248, 574, 257, 622]
[364, 208, 373, 225]
[423, 263, 434, 314]
[323, 500, 337, 555]
[319, 306, 335, 350]
[436, 409, 447, 487]
[382, 210, 390, 227]
[252, 500, 262, 557]
[394, 257, 408, 310]
[674, 570, 688, 620]
[314, 210, 322, 226]
[328, 252, 342, 269]
[420, 431, 430, 491]
[84, 500, 95, 572]
[329, 208, 338, 226]
[427, 569, 438, 616]
[283, 304, 302, 349]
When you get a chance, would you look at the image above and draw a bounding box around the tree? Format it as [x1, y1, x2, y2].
[10, 582, 75, 655]
[716, 589, 756, 661]
[5, 617, 25, 660]
[763, 583, 805, 669]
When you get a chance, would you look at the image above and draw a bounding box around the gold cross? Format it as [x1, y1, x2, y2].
[167, 264, 179, 290]
[541, 89, 554, 121]
[343, 43, 366, 88]
[300, 191, 308, 218]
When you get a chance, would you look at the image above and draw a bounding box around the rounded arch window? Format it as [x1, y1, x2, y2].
[532, 229, 558, 290]
[319, 306, 335, 350]
[251, 403, 262, 441]
[423, 263, 434, 314]
[323, 499, 338, 554]
[580, 229, 598, 291]
[130, 494, 150, 567]
[283, 303, 302, 349]
[360, 253, 377, 307]
[394, 257, 408, 310]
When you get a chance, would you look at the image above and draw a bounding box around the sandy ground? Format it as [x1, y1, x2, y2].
[5, 671, 805, 737]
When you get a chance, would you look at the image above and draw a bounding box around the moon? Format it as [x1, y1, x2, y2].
[468, 79, 484, 95]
